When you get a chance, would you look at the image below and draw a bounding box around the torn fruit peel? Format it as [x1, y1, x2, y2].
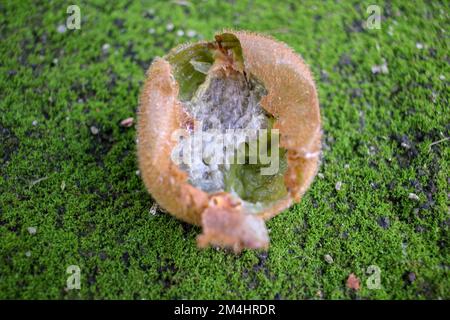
[137, 30, 321, 252]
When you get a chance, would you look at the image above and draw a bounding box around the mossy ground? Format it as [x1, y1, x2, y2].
[0, 0, 449, 299]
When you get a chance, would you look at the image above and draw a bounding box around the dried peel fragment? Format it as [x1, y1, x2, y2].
[197, 193, 269, 253]
[137, 30, 321, 252]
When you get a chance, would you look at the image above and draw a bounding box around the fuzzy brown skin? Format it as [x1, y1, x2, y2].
[137, 31, 321, 251]
[137, 58, 209, 226]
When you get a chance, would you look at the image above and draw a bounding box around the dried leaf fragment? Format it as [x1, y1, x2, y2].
[346, 273, 360, 290]
[120, 117, 134, 127]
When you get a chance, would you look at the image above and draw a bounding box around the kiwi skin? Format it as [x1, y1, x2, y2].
[137, 30, 321, 252]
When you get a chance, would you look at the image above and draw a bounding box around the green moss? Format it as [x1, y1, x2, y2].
[0, 0, 448, 300]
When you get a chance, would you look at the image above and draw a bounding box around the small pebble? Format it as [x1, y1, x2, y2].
[439, 74, 445, 81]
[335, 181, 342, 191]
[371, 60, 389, 75]
[415, 225, 425, 233]
[408, 193, 419, 201]
[166, 23, 174, 31]
[324, 254, 334, 264]
[173, 0, 191, 5]
[371, 65, 380, 74]
[407, 272, 416, 283]
[149, 203, 158, 216]
[57, 24, 67, 33]
[401, 142, 411, 149]
[416, 42, 424, 49]
[144, 8, 155, 19]
[27, 227, 37, 235]
[90, 126, 99, 135]
[186, 29, 196, 38]
[102, 43, 111, 53]
[377, 216, 390, 229]
[135, 170, 140, 176]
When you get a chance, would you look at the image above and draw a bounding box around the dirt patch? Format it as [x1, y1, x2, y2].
[0, 124, 20, 169]
[87, 124, 115, 165]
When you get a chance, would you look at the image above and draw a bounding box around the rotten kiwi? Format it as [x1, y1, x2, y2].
[137, 30, 321, 252]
